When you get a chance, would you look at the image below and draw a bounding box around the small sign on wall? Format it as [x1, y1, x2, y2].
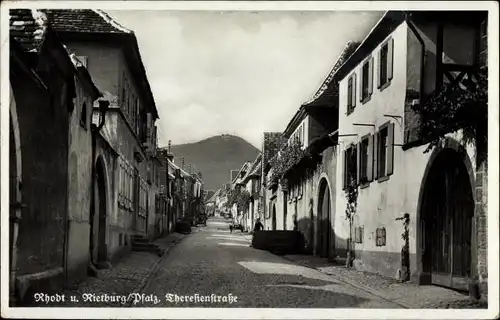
[376, 227, 386, 246]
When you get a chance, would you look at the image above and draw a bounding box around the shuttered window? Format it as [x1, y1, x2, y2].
[377, 122, 395, 180]
[378, 37, 394, 89]
[361, 57, 374, 102]
[343, 145, 358, 190]
[347, 73, 357, 114]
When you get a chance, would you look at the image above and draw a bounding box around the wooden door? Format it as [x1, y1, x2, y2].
[422, 149, 473, 291]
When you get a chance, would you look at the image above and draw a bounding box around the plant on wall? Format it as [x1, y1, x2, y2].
[269, 138, 322, 186]
[412, 68, 488, 164]
[395, 213, 410, 282]
[344, 170, 358, 268]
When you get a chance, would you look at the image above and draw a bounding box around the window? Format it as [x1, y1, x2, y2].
[80, 102, 87, 129]
[343, 144, 357, 189]
[118, 157, 135, 211]
[377, 122, 394, 180]
[359, 137, 369, 184]
[378, 38, 394, 89]
[354, 226, 364, 244]
[347, 73, 356, 114]
[360, 57, 374, 102]
[376, 227, 386, 246]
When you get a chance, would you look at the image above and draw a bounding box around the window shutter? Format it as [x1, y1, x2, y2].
[377, 50, 381, 88]
[356, 143, 361, 185]
[388, 38, 394, 81]
[352, 73, 357, 108]
[368, 57, 374, 96]
[358, 69, 363, 102]
[343, 150, 347, 190]
[367, 135, 374, 182]
[387, 122, 395, 176]
[146, 113, 152, 143]
[373, 132, 379, 180]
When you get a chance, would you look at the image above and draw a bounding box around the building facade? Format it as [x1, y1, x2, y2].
[334, 11, 488, 297]
[44, 9, 161, 262]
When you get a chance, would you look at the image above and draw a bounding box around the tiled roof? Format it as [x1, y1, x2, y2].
[10, 9, 49, 52]
[42, 9, 132, 34]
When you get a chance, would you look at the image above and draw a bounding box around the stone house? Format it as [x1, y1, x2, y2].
[42, 9, 161, 262]
[8, 9, 107, 303]
[333, 11, 488, 298]
[241, 154, 263, 231]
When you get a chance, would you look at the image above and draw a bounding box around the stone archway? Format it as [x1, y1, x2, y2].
[417, 138, 475, 291]
[317, 177, 332, 258]
[9, 83, 23, 297]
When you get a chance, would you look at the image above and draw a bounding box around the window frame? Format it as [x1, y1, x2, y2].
[360, 57, 373, 103]
[344, 143, 358, 188]
[376, 121, 394, 183]
[359, 134, 371, 187]
[378, 37, 394, 91]
[346, 73, 356, 115]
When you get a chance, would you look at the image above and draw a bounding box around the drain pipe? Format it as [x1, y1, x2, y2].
[88, 98, 109, 274]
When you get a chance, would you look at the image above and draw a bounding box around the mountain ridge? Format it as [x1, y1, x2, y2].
[161, 134, 260, 190]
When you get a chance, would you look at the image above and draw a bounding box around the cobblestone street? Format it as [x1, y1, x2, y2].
[136, 218, 401, 308]
[34, 217, 488, 309]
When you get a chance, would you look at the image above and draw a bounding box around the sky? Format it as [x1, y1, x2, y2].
[108, 10, 384, 149]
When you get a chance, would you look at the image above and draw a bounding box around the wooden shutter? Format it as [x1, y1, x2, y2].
[367, 135, 374, 182]
[387, 122, 395, 176]
[376, 50, 381, 88]
[358, 68, 363, 102]
[356, 143, 361, 185]
[343, 150, 347, 190]
[388, 38, 394, 81]
[373, 132, 379, 180]
[352, 73, 357, 108]
[368, 57, 374, 96]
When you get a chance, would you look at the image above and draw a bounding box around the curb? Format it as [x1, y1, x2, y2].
[281, 255, 411, 309]
[127, 234, 187, 307]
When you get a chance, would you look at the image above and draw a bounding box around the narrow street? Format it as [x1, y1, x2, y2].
[138, 217, 401, 308]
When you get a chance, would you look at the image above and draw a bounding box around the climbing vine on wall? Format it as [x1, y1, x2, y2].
[269, 139, 323, 186]
[412, 68, 488, 163]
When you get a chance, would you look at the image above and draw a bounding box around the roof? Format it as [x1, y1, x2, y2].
[43, 9, 132, 34]
[243, 153, 262, 183]
[9, 9, 101, 99]
[9, 9, 48, 52]
[41, 9, 159, 119]
[302, 41, 360, 108]
[334, 11, 406, 82]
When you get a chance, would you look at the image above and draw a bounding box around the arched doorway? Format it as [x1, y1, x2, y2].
[317, 178, 331, 258]
[92, 158, 108, 266]
[420, 147, 474, 291]
[272, 204, 277, 230]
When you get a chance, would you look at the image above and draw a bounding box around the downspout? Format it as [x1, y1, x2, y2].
[88, 99, 109, 272]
